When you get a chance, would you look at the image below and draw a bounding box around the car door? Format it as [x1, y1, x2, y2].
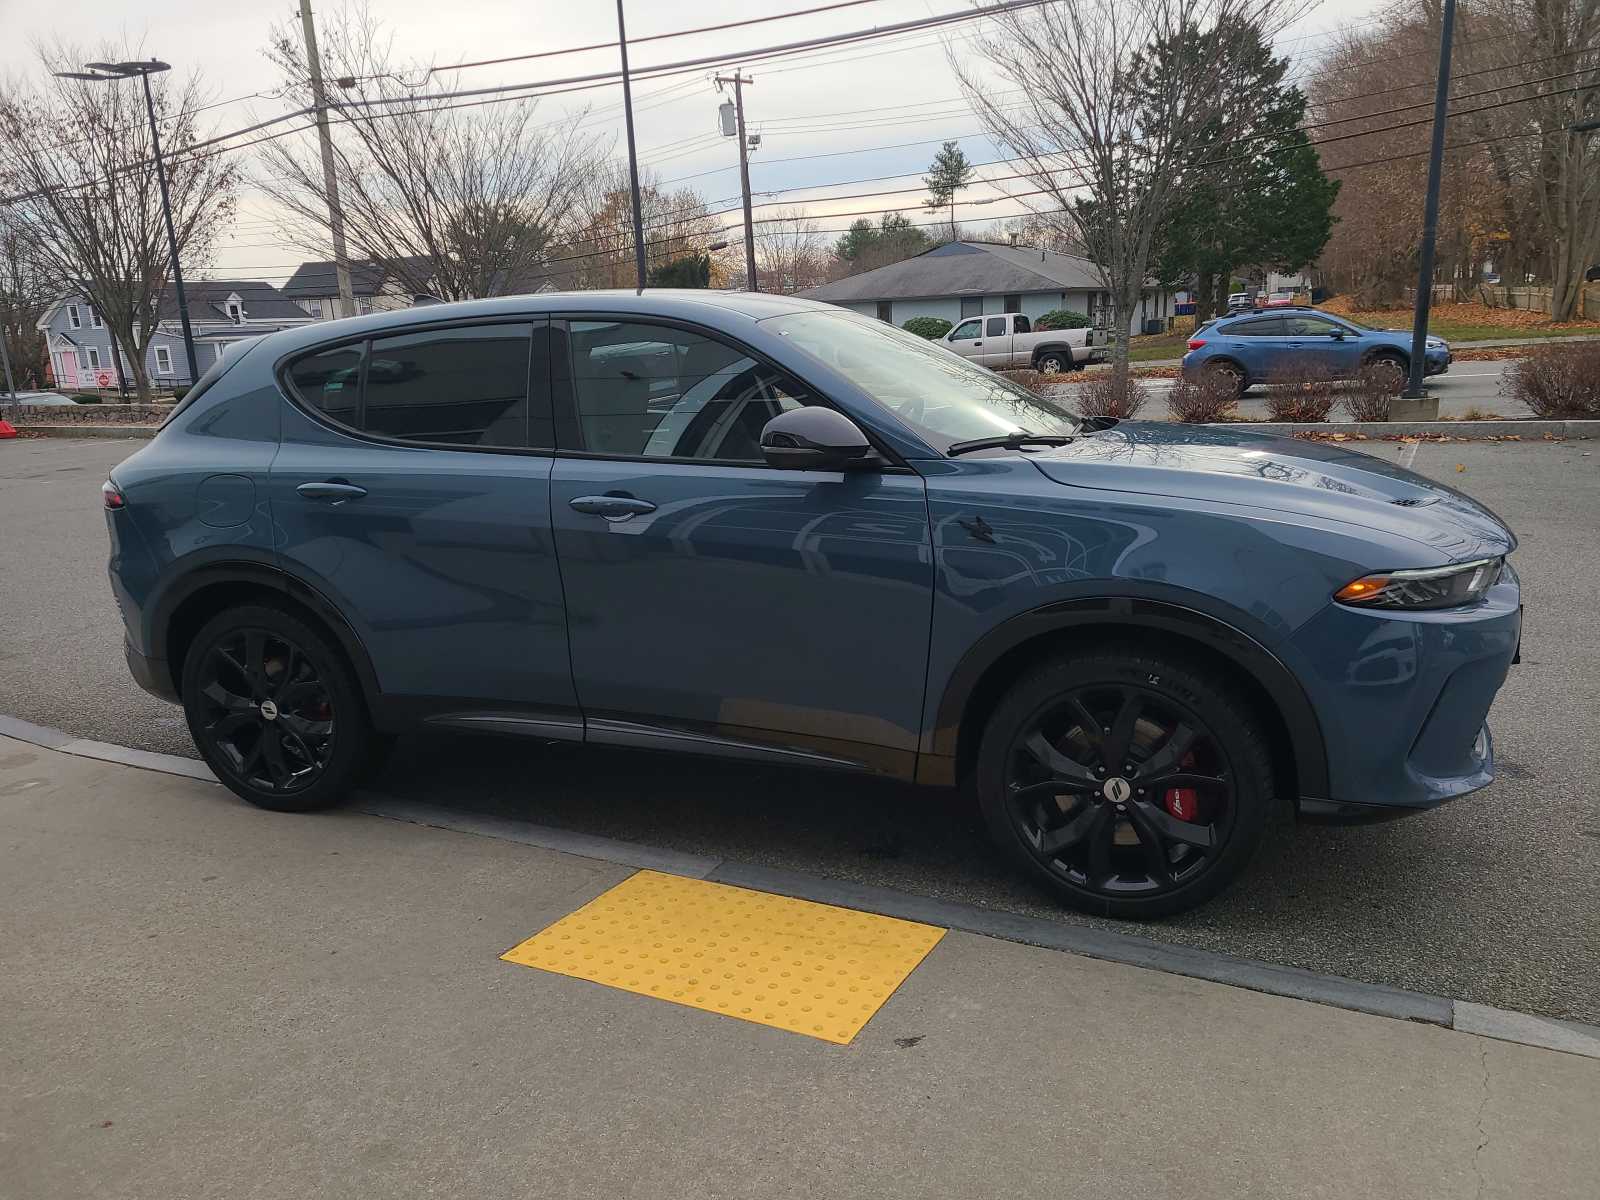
[270, 319, 580, 733]
[945, 317, 984, 362]
[1219, 316, 1286, 380]
[1282, 314, 1362, 378]
[979, 315, 1012, 367]
[548, 317, 934, 776]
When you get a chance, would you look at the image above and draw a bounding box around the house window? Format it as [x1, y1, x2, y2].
[959, 297, 982, 318]
[67, 304, 82, 329]
[357, 297, 377, 315]
[1002, 294, 1022, 314]
[154, 346, 173, 376]
[303, 298, 323, 318]
[89, 305, 103, 329]
[875, 301, 893, 323]
[226, 301, 243, 325]
[85, 346, 102, 369]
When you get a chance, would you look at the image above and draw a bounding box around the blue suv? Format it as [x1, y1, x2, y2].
[104, 292, 1519, 917]
[1182, 307, 1451, 395]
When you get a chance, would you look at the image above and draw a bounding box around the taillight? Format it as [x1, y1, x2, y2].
[102, 480, 125, 510]
[1187, 338, 1207, 351]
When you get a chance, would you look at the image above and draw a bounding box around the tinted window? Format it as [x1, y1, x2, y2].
[287, 344, 363, 426]
[950, 319, 981, 340]
[568, 321, 812, 462]
[985, 317, 1007, 337]
[363, 324, 532, 447]
[1284, 315, 1346, 337]
[1014, 315, 1031, 333]
[1227, 318, 1284, 337]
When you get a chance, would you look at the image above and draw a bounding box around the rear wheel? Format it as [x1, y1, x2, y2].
[181, 604, 372, 813]
[1205, 360, 1246, 399]
[1035, 351, 1070, 374]
[974, 645, 1273, 918]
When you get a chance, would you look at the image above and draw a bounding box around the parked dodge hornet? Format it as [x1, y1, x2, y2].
[105, 291, 1522, 917]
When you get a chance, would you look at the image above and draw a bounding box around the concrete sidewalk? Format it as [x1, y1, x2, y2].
[2, 735, 1597, 1200]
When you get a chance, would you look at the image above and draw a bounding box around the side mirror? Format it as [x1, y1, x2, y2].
[760, 407, 875, 471]
[1330, 330, 1346, 340]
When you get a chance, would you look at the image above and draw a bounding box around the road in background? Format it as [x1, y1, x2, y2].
[1, 435, 1596, 1022]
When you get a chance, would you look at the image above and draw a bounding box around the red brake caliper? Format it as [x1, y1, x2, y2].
[1164, 751, 1199, 822]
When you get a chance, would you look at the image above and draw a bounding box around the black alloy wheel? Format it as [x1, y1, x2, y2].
[976, 647, 1272, 918]
[182, 605, 370, 812]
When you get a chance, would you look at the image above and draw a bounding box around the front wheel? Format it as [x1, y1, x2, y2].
[181, 604, 373, 813]
[974, 645, 1274, 918]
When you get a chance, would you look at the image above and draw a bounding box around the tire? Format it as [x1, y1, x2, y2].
[1366, 352, 1407, 384]
[973, 644, 1274, 919]
[1035, 351, 1070, 374]
[181, 604, 373, 813]
[1205, 360, 1246, 399]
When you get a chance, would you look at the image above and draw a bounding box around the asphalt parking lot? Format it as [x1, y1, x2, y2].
[1, 434, 1596, 1023]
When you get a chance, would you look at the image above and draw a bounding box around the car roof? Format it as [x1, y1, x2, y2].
[251, 289, 842, 360]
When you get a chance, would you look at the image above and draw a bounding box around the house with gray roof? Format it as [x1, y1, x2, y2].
[36, 280, 315, 391]
[798, 241, 1175, 335]
[281, 256, 437, 319]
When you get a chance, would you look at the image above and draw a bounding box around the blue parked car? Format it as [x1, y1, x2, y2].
[104, 292, 1519, 917]
[1181, 307, 1452, 395]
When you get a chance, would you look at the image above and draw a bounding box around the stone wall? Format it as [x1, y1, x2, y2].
[2, 402, 169, 426]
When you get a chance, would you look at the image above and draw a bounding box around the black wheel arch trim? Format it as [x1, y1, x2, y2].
[146, 556, 383, 712]
[922, 594, 1330, 800]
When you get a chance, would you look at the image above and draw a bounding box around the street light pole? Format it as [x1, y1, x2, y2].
[1403, 0, 1457, 399]
[615, 0, 649, 292]
[56, 59, 199, 385]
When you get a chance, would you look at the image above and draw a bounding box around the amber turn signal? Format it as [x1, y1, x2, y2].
[1334, 575, 1389, 601]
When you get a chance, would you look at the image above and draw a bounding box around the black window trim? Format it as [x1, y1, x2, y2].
[274, 315, 555, 458]
[547, 311, 913, 473]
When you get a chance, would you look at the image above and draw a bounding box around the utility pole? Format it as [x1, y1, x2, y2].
[299, 0, 357, 320]
[716, 72, 758, 292]
[1403, 0, 1456, 399]
[616, 0, 649, 291]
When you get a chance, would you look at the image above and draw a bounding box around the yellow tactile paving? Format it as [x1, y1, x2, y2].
[501, 870, 946, 1045]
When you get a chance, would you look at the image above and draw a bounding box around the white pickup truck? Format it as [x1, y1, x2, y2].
[941, 312, 1108, 372]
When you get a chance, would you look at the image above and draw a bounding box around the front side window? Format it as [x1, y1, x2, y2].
[1284, 315, 1346, 337]
[766, 310, 1078, 451]
[950, 319, 981, 341]
[567, 320, 811, 463]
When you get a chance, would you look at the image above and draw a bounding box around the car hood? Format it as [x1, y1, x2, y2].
[1027, 421, 1514, 560]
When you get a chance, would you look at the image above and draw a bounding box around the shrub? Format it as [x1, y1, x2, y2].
[1500, 341, 1600, 417]
[902, 316, 952, 340]
[1035, 309, 1092, 331]
[170, 385, 191, 402]
[1343, 361, 1402, 421]
[72, 393, 102, 404]
[1166, 373, 1238, 423]
[1263, 356, 1337, 422]
[1072, 372, 1148, 420]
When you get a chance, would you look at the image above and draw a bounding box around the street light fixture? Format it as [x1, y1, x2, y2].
[53, 59, 200, 385]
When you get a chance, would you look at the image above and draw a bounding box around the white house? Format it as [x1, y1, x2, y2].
[798, 241, 1177, 335]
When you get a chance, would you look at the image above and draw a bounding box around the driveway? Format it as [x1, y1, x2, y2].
[1, 434, 1596, 1023]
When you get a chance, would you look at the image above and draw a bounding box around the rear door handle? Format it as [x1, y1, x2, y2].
[569, 494, 657, 521]
[297, 480, 368, 503]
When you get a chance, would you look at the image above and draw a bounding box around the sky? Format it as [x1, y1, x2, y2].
[0, 0, 1395, 285]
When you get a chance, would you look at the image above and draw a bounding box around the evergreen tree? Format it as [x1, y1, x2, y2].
[923, 141, 975, 239]
[833, 212, 929, 271]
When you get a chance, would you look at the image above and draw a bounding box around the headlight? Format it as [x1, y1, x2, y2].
[1335, 558, 1502, 610]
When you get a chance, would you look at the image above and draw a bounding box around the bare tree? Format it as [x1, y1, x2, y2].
[753, 207, 831, 293]
[0, 44, 239, 400]
[956, 0, 1296, 379]
[554, 162, 733, 290]
[0, 214, 59, 390]
[258, 3, 606, 302]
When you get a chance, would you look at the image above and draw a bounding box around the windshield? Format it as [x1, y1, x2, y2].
[763, 310, 1079, 449]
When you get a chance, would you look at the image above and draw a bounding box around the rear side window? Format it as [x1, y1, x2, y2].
[364, 324, 531, 447]
[287, 344, 363, 426]
[284, 323, 547, 449]
[1227, 318, 1284, 337]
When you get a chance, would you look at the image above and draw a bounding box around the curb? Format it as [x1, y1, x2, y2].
[3, 710, 1597, 1060]
[1239, 418, 1600, 439]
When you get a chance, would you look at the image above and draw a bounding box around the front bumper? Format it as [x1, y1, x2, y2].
[1290, 566, 1520, 819]
[1425, 350, 1451, 377]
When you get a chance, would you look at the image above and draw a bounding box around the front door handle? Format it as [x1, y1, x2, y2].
[569, 494, 657, 521]
[297, 480, 368, 503]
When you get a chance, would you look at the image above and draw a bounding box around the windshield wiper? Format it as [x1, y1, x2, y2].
[946, 433, 1075, 457]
